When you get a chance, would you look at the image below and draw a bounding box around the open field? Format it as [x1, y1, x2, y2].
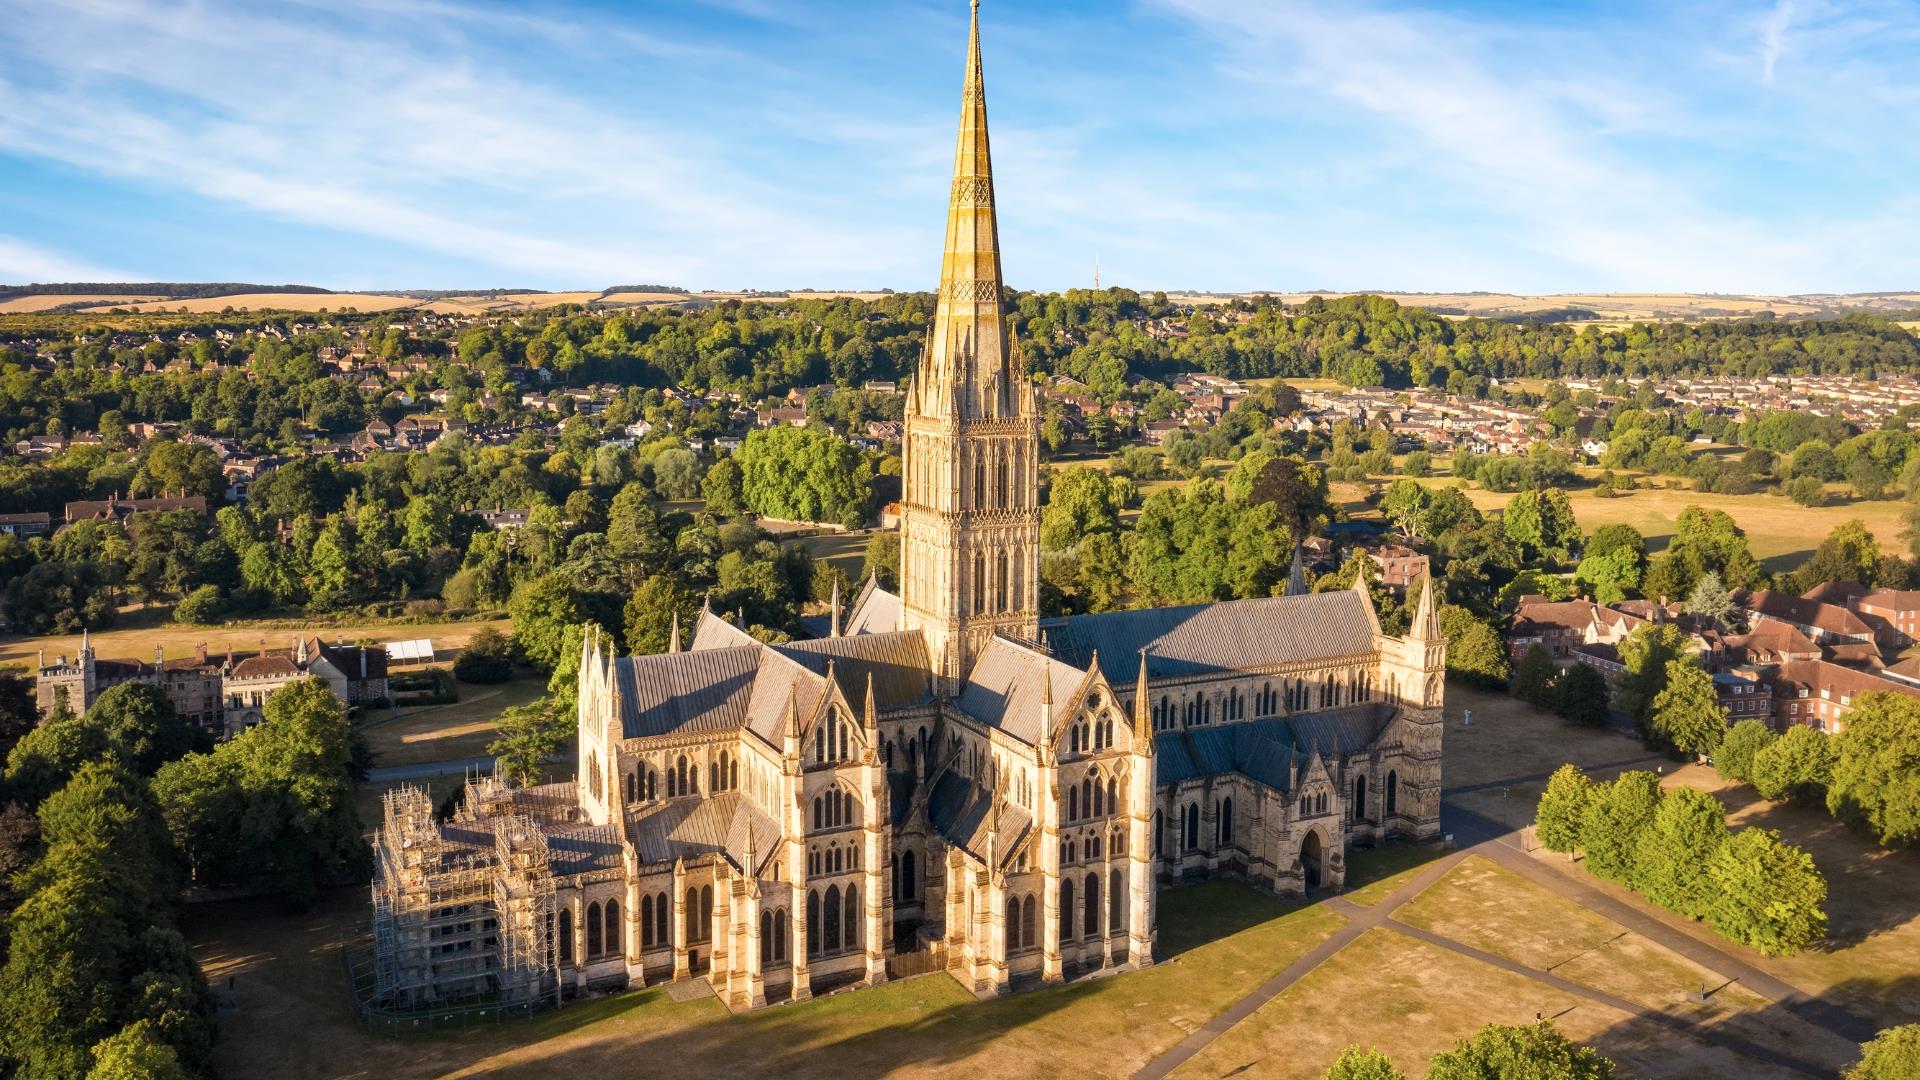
[416, 291, 609, 314]
[0, 292, 165, 312]
[1404, 478, 1909, 570]
[1171, 291, 1917, 320]
[189, 879, 1344, 1080]
[358, 671, 547, 768]
[76, 292, 421, 314]
[1170, 925, 1802, 1080]
[0, 612, 511, 672]
[1446, 683, 1920, 1033]
[1341, 842, 1448, 907]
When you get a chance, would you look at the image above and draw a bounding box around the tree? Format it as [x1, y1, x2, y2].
[1635, 786, 1729, 919]
[1437, 605, 1510, 688]
[5, 683, 189, 806]
[1786, 476, 1828, 508]
[1579, 770, 1662, 886]
[1682, 570, 1734, 630]
[1716, 719, 1777, 783]
[1706, 827, 1828, 956]
[1651, 660, 1726, 758]
[735, 425, 873, 529]
[1380, 480, 1429, 538]
[1510, 645, 1559, 709]
[489, 702, 571, 788]
[1826, 691, 1920, 848]
[1752, 724, 1835, 804]
[452, 626, 514, 684]
[1847, 1025, 1920, 1080]
[702, 455, 746, 516]
[1613, 622, 1690, 738]
[1502, 488, 1581, 563]
[651, 447, 703, 500]
[1041, 467, 1131, 550]
[1554, 663, 1613, 728]
[1246, 455, 1332, 540]
[1322, 1046, 1406, 1080]
[862, 531, 900, 591]
[509, 572, 595, 671]
[623, 575, 696, 656]
[1534, 764, 1594, 855]
[173, 584, 224, 626]
[151, 679, 367, 904]
[86, 1020, 193, 1080]
[1794, 519, 1882, 592]
[1426, 1022, 1614, 1080]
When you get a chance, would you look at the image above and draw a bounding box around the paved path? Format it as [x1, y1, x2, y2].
[1132, 794, 1874, 1080]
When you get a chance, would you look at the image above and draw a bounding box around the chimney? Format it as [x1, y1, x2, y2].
[195, 642, 208, 665]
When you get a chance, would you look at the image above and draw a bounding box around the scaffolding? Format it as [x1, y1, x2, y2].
[366, 785, 558, 1015]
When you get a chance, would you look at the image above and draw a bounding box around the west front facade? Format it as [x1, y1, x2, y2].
[368, 1, 1444, 1014]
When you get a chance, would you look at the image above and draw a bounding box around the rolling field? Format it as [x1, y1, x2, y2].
[0, 293, 165, 312]
[0, 613, 511, 672]
[76, 292, 420, 314]
[1398, 479, 1909, 569]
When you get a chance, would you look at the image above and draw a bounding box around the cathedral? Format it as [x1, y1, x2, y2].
[369, 1, 1444, 1014]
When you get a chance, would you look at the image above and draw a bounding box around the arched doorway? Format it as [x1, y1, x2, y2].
[1301, 830, 1324, 890]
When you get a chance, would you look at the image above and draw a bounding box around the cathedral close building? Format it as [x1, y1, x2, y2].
[369, 1, 1444, 1013]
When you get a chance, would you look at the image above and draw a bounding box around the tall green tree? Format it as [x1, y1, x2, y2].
[1826, 692, 1920, 848]
[1502, 488, 1581, 563]
[1716, 719, 1777, 783]
[1752, 724, 1835, 804]
[1651, 660, 1726, 758]
[1579, 770, 1663, 886]
[1510, 645, 1560, 709]
[1554, 663, 1613, 728]
[1535, 764, 1594, 856]
[1635, 786, 1730, 919]
[1706, 827, 1828, 956]
[1437, 605, 1510, 688]
[1613, 622, 1691, 738]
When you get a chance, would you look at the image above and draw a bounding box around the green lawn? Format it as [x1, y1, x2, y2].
[1342, 843, 1451, 907]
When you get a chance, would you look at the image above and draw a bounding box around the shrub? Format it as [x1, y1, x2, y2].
[173, 585, 225, 626]
[452, 627, 514, 685]
[1847, 1025, 1920, 1080]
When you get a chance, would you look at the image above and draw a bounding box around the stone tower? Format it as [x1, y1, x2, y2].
[1381, 576, 1447, 840]
[899, 0, 1041, 685]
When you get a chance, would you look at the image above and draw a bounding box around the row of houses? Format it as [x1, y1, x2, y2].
[1508, 581, 1920, 734]
[34, 632, 389, 735]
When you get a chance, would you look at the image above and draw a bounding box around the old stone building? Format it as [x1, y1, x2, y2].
[369, 0, 1444, 1014]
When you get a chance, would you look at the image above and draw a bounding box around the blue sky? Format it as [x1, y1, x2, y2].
[0, 0, 1915, 294]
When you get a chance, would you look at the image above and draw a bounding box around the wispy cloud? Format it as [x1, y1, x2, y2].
[1762, 0, 1797, 83]
[0, 236, 136, 284]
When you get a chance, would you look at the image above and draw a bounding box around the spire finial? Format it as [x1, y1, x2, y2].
[829, 576, 842, 638]
[668, 615, 681, 653]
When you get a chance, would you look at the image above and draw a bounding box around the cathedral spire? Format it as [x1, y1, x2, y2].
[919, 0, 1010, 418]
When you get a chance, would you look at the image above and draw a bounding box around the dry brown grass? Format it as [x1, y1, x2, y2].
[0, 293, 165, 312]
[76, 292, 420, 314]
[359, 673, 547, 768]
[1170, 927, 1802, 1080]
[191, 880, 1344, 1080]
[1407, 477, 1909, 568]
[0, 614, 511, 672]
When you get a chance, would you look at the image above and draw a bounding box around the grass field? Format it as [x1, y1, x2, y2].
[190, 879, 1344, 1080]
[76, 292, 422, 314]
[0, 293, 165, 312]
[0, 612, 511, 672]
[358, 671, 546, 768]
[1403, 477, 1909, 570]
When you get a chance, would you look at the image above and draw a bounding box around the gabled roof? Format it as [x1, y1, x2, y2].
[1154, 707, 1393, 792]
[610, 645, 760, 740]
[844, 578, 901, 636]
[775, 630, 933, 713]
[1043, 590, 1379, 685]
[623, 792, 780, 872]
[927, 771, 1031, 871]
[1743, 590, 1874, 638]
[954, 635, 1090, 745]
